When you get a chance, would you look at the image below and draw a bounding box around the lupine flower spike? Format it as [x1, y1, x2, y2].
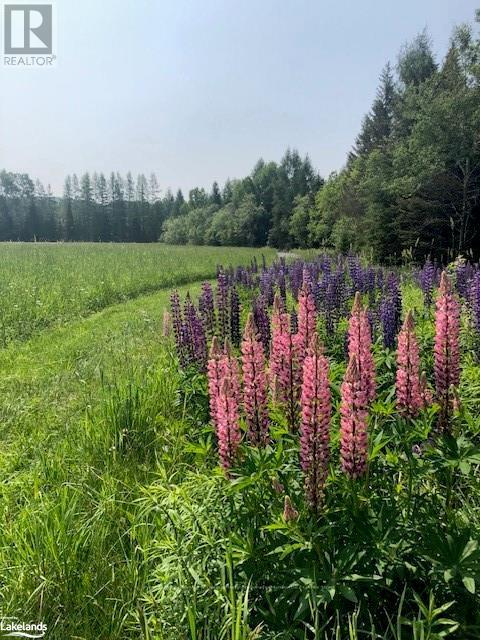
[434, 271, 461, 431]
[340, 354, 369, 479]
[207, 337, 223, 429]
[396, 311, 424, 417]
[348, 293, 376, 403]
[270, 312, 301, 431]
[241, 314, 269, 446]
[300, 335, 331, 510]
[295, 277, 317, 370]
[216, 377, 241, 470]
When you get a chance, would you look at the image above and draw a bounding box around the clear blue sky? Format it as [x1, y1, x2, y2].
[1, 0, 478, 195]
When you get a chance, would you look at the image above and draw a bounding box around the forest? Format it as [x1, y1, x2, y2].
[1, 10, 479, 261]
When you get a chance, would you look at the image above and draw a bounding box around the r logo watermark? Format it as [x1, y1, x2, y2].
[2, 2, 56, 66]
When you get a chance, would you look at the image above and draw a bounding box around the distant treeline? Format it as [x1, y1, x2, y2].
[0, 151, 321, 246]
[1, 10, 479, 260]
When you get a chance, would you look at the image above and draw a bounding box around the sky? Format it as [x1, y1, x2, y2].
[0, 0, 478, 195]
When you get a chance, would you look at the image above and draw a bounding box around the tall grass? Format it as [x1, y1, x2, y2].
[0, 243, 275, 344]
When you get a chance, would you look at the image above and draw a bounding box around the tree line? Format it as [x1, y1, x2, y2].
[0, 151, 321, 246]
[1, 9, 479, 260]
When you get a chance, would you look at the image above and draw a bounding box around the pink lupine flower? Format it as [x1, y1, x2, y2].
[207, 337, 223, 428]
[340, 354, 369, 479]
[241, 314, 269, 446]
[270, 294, 289, 389]
[216, 377, 241, 470]
[348, 292, 376, 403]
[434, 272, 461, 430]
[295, 278, 317, 369]
[396, 311, 424, 417]
[300, 334, 331, 510]
[221, 338, 241, 407]
[270, 312, 301, 431]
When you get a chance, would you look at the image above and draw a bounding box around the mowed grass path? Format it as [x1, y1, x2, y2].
[0, 279, 211, 637]
[0, 243, 274, 344]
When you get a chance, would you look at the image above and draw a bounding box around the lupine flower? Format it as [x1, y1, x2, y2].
[300, 335, 331, 510]
[289, 262, 304, 300]
[396, 311, 424, 417]
[253, 295, 271, 354]
[434, 271, 461, 430]
[184, 294, 207, 370]
[222, 338, 241, 405]
[270, 294, 288, 392]
[381, 273, 402, 348]
[230, 287, 241, 347]
[216, 271, 230, 342]
[348, 255, 361, 292]
[276, 317, 301, 431]
[348, 293, 376, 403]
[278, 269, 287, 305]
[216, 377, 241, 470]
[241, 314, 269, 446]
[469, 271, 480, 333]
[340, 354, 368, 479]
[295, 278, 317, 369]
[170, 290, 185, 365]
[419, 259, 435, 307]
[380, 297, 397, 349]
[207, 337, 223, 428]
[325, 270, 346, 335]
[199, 282, 215, 338]
[260, 270, 275, 306]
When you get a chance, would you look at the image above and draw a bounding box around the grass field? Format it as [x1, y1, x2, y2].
[1, 245, 480, 639]
[0, 243, 275, 638]
[0, 243, 275, 345]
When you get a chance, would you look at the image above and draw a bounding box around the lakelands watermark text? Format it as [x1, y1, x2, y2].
[0, 617, 47, 638]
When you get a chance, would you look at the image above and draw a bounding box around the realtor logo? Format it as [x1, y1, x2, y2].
[4, 4, 52, 53]
[2, 2, 56, 66]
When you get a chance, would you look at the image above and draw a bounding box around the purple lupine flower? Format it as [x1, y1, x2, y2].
[380, 297, 397, 348]
[216, 271, 229, 342]
[289, 262, 304, 301]
[253, 295, 271, 354]
[260, 270, 275, 306]
[183, 294, 207, 370]
[170, 290, 186, 365]
[278, 269, 287, 306]
[419, 259, 435, 307]
[469, 271, 480, 333]
[380, 273, 402, 348]
[230, 287, 241, 347]
[348, 255, 362, 295]
[324, 269, 347, 335]
[455, 261, 474, 299]
[199, 282, 215, 338]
